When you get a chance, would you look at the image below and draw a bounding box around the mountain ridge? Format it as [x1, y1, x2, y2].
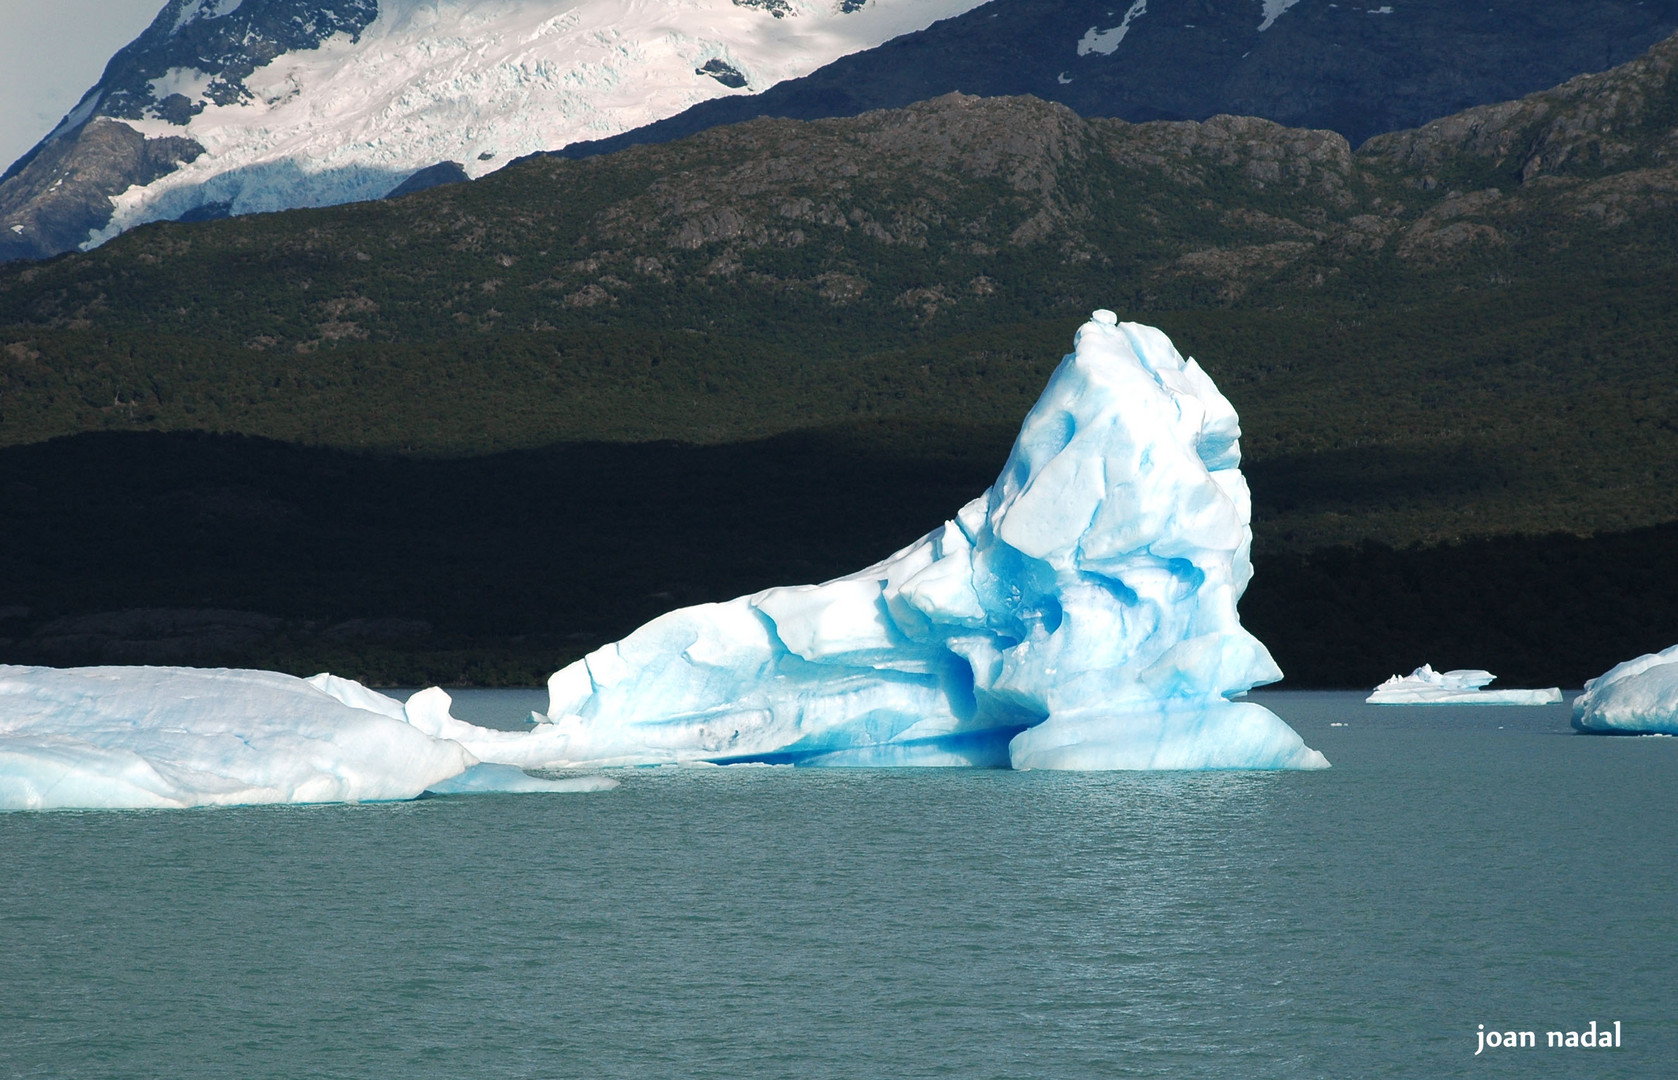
[0, 0, 991, 263]
[558, 0, 1678, 160]
[7, 0, 1678, 263]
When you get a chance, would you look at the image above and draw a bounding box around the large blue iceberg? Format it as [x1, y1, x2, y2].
[1573, 644, 1678, 734]
[504, 311, 1327, 771]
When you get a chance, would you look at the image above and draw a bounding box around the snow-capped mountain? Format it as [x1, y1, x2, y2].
[0, 0, 991, 261]
[6, 0, 1678, 264]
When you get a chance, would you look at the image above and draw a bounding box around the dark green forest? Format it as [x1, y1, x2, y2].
[3, 430, 1673, 688]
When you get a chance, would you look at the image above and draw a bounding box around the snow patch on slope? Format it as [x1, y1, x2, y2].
[1077, 0, 1146, 56]
[84, 0, 995, 246]
[172, 0, 246, 35]
[147, 67, 217, 102]
[1259, 0, 1303, 32]
[42, 91, 103, 147]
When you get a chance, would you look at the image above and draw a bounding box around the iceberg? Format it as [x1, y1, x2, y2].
[0, 666, 615, 812]
[1366, 665, 1562, 705]
[1572, 644, 1678, 734]
[0, 312, 1326, 805]
[511, 312, 1327, 772]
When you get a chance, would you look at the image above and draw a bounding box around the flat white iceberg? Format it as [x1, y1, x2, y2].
[1362, 660, 1557, 704]
[515, 312, 1327, 772]
[1366, 664, 1562, 705]
[1572, 644, 1678, 734]
[0, 666, 615, 811]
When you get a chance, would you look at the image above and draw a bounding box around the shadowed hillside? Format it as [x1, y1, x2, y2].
[3, 430, 1673, 687]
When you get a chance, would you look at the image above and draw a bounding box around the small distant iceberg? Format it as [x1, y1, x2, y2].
[1572, 644, 1678, 734]
[0, 666, 615, 812]
[1367, 664, 1561, 706]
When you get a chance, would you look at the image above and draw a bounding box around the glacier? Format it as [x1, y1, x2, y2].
[79, 0, 997, 244]
[1572, 644, 1678, 734]
[0, 666, 615, 811]
[507, 312, 1327, 771]
[1367, 664, 1562, 706]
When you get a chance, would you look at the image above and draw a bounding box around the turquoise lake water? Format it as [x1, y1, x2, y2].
[2, 691, 1673, 1079]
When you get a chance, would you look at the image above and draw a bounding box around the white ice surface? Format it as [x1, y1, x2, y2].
[84, 0, 994, 244]
[1572, 644, 1678, 734]
[1366, 664, 1561, 705]
[0, 666, 615, 811]
[1077, 1, 1147, 56]
[1258, 0, 1302, 32]
[519, 313, 1328, 772]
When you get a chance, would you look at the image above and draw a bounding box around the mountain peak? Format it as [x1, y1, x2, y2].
[0, 0, 991, 263]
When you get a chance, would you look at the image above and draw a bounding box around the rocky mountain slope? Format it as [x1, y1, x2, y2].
[10, 28, 1678, 351]
[3, 31, 1677, 546]
[563, 0, 1678, 157]
[7, 0, 1678, 264]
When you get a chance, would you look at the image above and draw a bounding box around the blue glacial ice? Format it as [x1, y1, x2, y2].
[504, 311, 1328, 772]
[1367, 664, 1561, 705]
[1572, 644, 1678, 734]
[0, 667, 615, 811]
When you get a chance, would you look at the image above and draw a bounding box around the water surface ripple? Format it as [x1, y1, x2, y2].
[2, 691, 1672, 1078]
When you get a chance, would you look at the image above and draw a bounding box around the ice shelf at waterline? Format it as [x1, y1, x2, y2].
[1573, 644, 1678, 734]
[506, 312, 1327, 771]
[0, 667, 615, 811]
[1367, 664, 1562, 705]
